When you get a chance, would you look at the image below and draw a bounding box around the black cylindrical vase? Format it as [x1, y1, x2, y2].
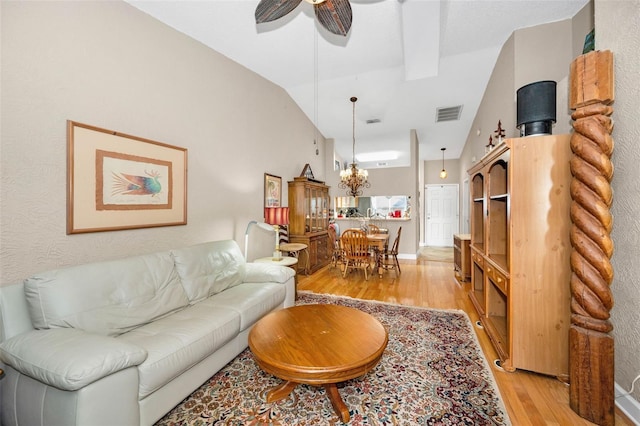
[516, 80, 557, 136]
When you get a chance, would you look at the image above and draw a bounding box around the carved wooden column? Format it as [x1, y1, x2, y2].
[568, 50, 615, 426]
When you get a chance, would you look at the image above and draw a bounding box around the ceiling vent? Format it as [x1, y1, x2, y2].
[366, 118, 381, 124]
[436, 105, 463, 122]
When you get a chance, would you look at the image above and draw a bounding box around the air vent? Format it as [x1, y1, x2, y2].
[366, 118, 381, 124]
[377, 162, 388, 167]
[436, 105, 463, 122]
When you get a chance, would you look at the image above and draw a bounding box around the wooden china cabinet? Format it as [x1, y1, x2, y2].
[288, 176, 330, 273]
[468, 134, 572, 378]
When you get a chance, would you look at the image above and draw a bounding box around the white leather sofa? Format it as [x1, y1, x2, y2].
[0, 240, 295, 426]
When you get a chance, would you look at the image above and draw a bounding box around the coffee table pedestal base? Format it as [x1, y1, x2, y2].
[266, 381, 350, 423]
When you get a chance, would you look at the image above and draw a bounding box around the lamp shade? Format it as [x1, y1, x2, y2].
[264, 207, 289, 226]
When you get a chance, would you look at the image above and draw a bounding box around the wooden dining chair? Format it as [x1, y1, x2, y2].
[327, 225, 344, 269]
[340, 229, 372, 280]
[380, 226, 402, 276]
[367, 224, 380, 234]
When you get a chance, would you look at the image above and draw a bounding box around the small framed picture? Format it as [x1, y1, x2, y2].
[264, 173, 282, 207]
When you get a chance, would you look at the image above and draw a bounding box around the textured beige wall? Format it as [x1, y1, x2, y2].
[458, 8, 593, 222]
[596, 0, 640, 404]
[0, 1, 326, 282]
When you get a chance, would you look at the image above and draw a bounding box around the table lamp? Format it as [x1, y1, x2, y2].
[265, 207, 289, 261]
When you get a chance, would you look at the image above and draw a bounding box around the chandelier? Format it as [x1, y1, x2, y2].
[339, 96, 370, 197]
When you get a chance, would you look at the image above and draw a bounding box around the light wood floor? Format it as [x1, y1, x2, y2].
[297, 258, 633, 425]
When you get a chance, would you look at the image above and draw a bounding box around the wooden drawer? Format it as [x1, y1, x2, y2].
[453, 236, 462, 250]
[485, 263, 494, 281]
[486, 263, 508, 294]
[471, 250, 484, 268]
[493, 269, 508, 294]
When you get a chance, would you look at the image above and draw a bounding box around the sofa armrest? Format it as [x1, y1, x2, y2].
[244, 262, 295, 284]
[0, 328, 147, 391]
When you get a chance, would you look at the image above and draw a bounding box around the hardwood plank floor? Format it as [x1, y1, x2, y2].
[297, 258, 633, 425]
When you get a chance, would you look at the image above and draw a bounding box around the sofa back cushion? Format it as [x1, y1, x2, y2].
[24, 251, 189, 337]
[171, 240, 246, 303]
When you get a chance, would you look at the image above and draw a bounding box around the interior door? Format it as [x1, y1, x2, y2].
[425, 184, 459, 246]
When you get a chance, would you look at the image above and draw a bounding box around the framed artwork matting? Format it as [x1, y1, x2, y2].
[67, 120, 187, 234]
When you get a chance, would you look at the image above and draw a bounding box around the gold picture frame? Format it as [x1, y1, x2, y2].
[67, 120, 187, 234]
[264, 173, 282, 207]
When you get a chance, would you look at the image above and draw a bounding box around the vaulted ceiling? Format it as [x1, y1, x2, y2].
[126, 0, 589, 167]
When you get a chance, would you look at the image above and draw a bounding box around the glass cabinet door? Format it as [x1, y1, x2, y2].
[305, 186, 311, 233]
[298, 181, 330, 235]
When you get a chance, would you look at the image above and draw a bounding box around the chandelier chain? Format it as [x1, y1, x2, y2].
[352, 96, 356, 162]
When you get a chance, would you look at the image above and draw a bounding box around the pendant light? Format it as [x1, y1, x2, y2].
[439, 147, 447, 179]
[339, 96, 370, 197]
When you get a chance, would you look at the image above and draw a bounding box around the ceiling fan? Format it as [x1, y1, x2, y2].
[255, 0, 353, 36]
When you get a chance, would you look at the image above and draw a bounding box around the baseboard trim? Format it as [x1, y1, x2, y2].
[616, 382, 640, 425]
[397, 253, 417, 260]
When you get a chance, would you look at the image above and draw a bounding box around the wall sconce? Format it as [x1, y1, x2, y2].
[439, 147, 448, 179]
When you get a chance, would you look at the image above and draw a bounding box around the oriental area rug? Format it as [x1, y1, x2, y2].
[156, 293, 510, 425]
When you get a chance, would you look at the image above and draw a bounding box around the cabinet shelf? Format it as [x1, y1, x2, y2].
[466, 135, 572, 377]
[487, 254, 508, 272]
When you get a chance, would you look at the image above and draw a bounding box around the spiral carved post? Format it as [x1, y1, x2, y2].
[568, 50, 615, 426]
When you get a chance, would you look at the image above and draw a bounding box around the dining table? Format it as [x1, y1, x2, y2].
[345, 229, 389, 277]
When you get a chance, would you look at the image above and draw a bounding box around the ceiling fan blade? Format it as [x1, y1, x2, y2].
[255, 0, 303, 24]
[315, 0, 352, 36]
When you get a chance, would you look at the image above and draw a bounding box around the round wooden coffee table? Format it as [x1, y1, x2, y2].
[248, 303, 388, 422]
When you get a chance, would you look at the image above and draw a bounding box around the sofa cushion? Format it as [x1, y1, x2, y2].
[0, 328, 147, 391]
[199, 282, 286, 331]
[171, 240, 247, 303]
[24, 252, 189, 337]
[118, 303, 241, 399]
[244, 262, 296, 284]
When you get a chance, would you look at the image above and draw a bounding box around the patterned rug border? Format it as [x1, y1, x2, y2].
[296, 291, 510, 424]
[157, 291, 512, 425]
[297, 290, 466, 315]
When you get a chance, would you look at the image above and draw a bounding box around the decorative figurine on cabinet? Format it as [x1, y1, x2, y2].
[485, 135, 495, 154]
[494, 120, 506, 145]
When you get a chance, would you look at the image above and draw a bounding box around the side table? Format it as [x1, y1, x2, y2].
[453, 233, 471, 282]
[279, 242, 310, 275]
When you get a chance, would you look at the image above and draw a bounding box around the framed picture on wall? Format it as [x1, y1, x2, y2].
[264, 173, 282, 207]
[67, 120, 187, 234]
